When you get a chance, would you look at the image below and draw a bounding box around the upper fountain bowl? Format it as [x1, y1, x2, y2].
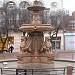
[27, 0, 45, 12]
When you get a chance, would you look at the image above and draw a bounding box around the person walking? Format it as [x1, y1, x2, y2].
[8, 45, 14, 53]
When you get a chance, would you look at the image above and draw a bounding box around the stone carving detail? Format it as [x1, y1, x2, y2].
[32, 13, 41, 24]
[20, 36, 33, 54]
[40, 37, 52, 54]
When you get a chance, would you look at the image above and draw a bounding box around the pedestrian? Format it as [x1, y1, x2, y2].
[8, 45, 14, 53]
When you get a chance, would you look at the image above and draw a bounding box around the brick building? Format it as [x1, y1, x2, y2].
[64, 12, 75, 50]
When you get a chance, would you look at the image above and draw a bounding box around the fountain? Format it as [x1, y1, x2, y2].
[17, 0, 55, 68]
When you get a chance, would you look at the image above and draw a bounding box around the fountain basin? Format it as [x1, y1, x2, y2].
[17, 53, 54, 64]
[19, 24, 54, 32]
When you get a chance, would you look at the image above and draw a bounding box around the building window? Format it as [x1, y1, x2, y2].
[51, 37, 61, 51]
[69, 21, 75, 29]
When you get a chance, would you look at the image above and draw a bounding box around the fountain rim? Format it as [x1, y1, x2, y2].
[27, 6, 45, 11]
[19, 24, 54, 32]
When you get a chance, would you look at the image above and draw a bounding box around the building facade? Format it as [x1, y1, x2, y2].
[64, 13, 75, 50]
[42, 0, 63, 11]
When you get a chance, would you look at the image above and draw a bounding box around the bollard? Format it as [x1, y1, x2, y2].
[1, 68, 2, 75]
[67, 66, 72, 75]
[32, 69, 33, 75]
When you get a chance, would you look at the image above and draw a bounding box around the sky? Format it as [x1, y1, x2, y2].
[63, 0, 75, 14]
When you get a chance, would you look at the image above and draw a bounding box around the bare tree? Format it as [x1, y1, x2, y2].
[19, 1, 31, 25]
[49, 10, 66, 42]
[39, 9, 65, 42]
[0, 1, 17, 52]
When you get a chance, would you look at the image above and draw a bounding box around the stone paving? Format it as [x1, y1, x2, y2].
[55, 51, 75, 62]
[0, 51, 75, 62]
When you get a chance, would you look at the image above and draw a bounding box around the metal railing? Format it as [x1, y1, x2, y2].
[0, 66, 75, 75]
[0, 67, 66, 75]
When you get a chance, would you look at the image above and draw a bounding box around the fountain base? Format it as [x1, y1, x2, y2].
[17, 53, 54, 64]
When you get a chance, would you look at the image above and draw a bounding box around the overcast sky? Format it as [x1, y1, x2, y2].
[63, 0, 75, 13]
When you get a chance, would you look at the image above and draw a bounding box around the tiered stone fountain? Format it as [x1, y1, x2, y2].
[17, 0, 54, 68]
